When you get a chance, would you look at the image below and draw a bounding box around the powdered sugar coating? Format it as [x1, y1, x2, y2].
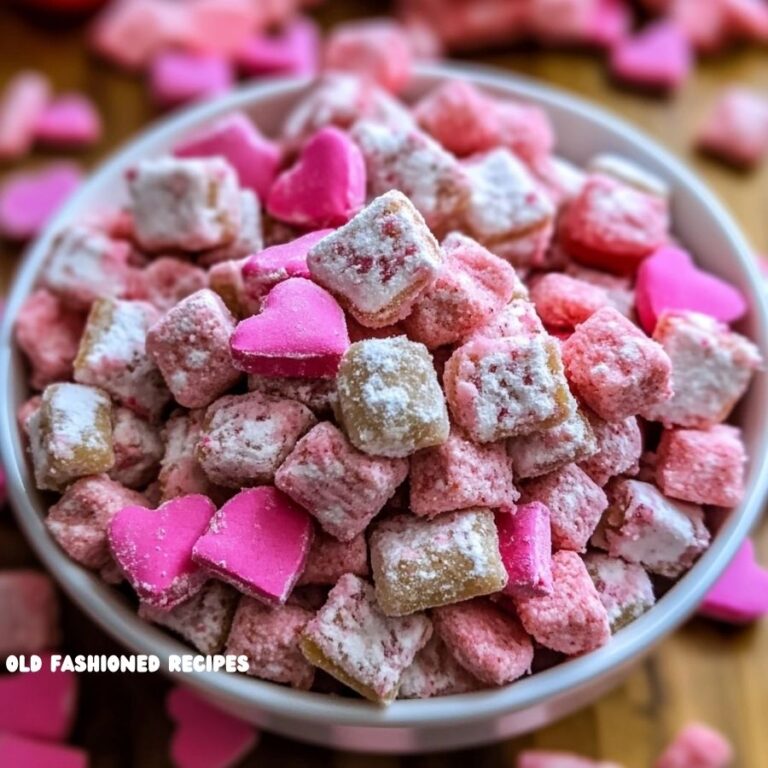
[109, 407, 163, 489]
[398, 634, 481, 699]
[275, 421, 407, 541]
[298, 529, 369, 585]
[578, 412, 642, 486]
[369, 509, 508, 616]
[588, 153, 670, 198]
[300, 573, 432, 704]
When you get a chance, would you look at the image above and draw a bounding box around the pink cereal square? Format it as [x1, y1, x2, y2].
[530, 272, 613, 330]
[138, 580, 239, 654]
[298, 529, 369, 585]
[656, 425, 747, 508]
[128, 157, 241, 252]
[140, 257, 207, 314]
[299, 573, 433, 704]
[521, 464, 609, 553]
[578, 412, 642, 486]
[398, 634, 480, 699]
[46, 474, 147, 570]
[192, 487, 313, 606]
[409, 427, 519, 518]
[654, 723, 733, 768]
[197, 391, 316, 488]
[403, 232, 523, 348]
[14, 289, 86, 390]
[224, 597, 315, 689]
[109, 407, 163, 489]
[146, 289, 241, 409]
[306, 190, 441, 328]
[247, 373, 338, 416]
[514, 550, 611, 655]
[432, 598, 533, 686]
[208, 257, 260, 319]
[596, 479, 710, 578]
[0, 733, 87, 768]
[561, 174, 669, 274]
[562, 306, 673, 422]
[0, 571, 60, 656]
[275, 421, 407, 541]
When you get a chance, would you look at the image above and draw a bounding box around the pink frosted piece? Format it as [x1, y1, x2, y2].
[242, 229, 332, 302]
[230, 278, 350, 377]
[496, 503, 553, 598]
[530, 272, 612, 331]
[298, 530, 369, 585]
[699, 539, 768, 624]
[518, 751, 622, 768]
[0, 733, 87, 768]
[192, 487, 313, 606]
[34, 93, 102, 148]
[635, 245, 747, 334]
[108, 494, 216, 610]
[514, 550, 611, 655]
[654, 723, 733, 768]
[267, 126, 366, 229]
[0, 71, 50, 160]
[236, 17, 320, 78]
[0, 654, 78, 740]
[0, 571, 60, 656]
[399, 635, 480, 699]
[149, 50, 233, 109]
[432, 598, 533, 686]
[0, 163, 82, 241]
[579, 412, 642, 487]
[167, 687, 258, 768]
[174, 112, 281, 202]
[141, 256, 207, 313]
[610, 19, 692, 91]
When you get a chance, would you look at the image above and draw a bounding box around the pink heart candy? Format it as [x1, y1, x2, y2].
[174, 112, 281, 202]
[235, 17, 320, 77]
[699, 539, 768, 624]
[610, 19, 693, 90]
[267, 126, 366, 229]
[230, 277, 350, 377]
[0, 163, 82, 241]
[192, 486, 313, 606]
[0, 653, 78, 740]
[0, 733, 87, 768]
[108, 495, 216, 610]
[167, 687, 258, 768]
[635, 245, 747, 333]
[33, 94, 102, 149]
[149, 51, 233, 109]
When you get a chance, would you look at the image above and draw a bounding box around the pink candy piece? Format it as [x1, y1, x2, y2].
[0, 653, 78, 740]
[496, 503, 553, 598]
[179, 0, 259, 57]
[610, 19, 693, 91]
[654, 723, 733, 768]
[174, 112, 281, 202]
[33, 94, 102, 149]
[192, 487, 313, 606]
[635, 246, 747, 334]
[108, 494, 216, 610]
[0, 71, 50, 160]
[699, 539, 768, 624]
[0, 571, 60, 656]
[149, 51, 233, 109]
[236, 17, 320, 77]
[167, 687, 259, 768]
[267, 126, 366, 229]
[0, 733, 87, 768]
[231, 277, 350, 377]
[0, 163, 82, 241]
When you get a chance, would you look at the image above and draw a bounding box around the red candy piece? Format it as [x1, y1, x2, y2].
[34, 93, 102, 149]
[699, 539, 768, 624]
[635, 246, 747, 333]
[0, 733, 87, 768]
[167, 687, 258, 768]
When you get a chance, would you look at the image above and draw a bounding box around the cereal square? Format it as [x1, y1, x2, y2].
[146, 289, 241, 409]
[140, 256, 207, 312]
[562, 306, 672, 421]
[109, 407, 163, 489]
[578, 412, 642, 486]
[529, 272, 613, 330]
[200, 189, 264, 264]
[275, 422, 407, 541]
[369, 509, 508, 616]
[299, 574, 432, 704]
[307, 190, 441, 328]
[298, 530, 369, 585]
[398, 635, 480, 699]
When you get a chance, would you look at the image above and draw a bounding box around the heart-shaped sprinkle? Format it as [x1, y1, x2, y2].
[33, 94, 102, 149]
[267, 126, 366, 229]
[167, 687, 258, 768]
[0, 163, 82, 241]
[192, 486, 313, 606]
[108, 494, 216, 610]
[231, 277, 349, 377]
[610, 19, 692, 90]
[699, 539, 768, 624]
[635, 245, 747, 333]
[0, 653, 78, 740]
[235, 17, 320, 77]
[0, 733, 87, 768]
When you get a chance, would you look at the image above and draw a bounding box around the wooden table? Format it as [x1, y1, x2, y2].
[1, 3, 767, 766]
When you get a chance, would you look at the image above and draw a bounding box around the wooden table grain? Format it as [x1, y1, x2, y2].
[1, 4, 767, 766]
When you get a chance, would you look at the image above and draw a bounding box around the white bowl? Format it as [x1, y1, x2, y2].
[1, 63, 767, 754]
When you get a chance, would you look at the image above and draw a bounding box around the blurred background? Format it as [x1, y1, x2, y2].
[0, 0, 767, 765]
